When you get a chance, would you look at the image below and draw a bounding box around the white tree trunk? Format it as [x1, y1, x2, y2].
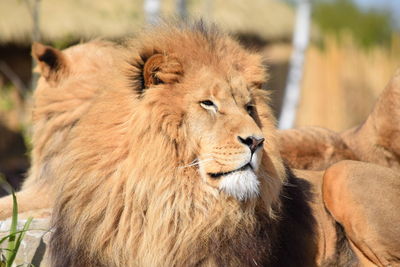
[278, 0, 311, 129]
[144, 0, 160, 25]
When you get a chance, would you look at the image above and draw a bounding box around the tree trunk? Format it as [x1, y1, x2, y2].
[278, 0, 311, 129]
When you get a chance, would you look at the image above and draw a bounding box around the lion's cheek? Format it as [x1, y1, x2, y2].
[205, 177, 221, 189]
[198, 163, 218, 188]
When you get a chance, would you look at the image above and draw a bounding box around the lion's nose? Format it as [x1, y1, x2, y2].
[237, 136, 265, 153]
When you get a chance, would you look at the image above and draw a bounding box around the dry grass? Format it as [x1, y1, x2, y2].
[296, 34, 400, 131]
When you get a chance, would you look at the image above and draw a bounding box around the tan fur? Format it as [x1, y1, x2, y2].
[341, 69, 400, 171]
[323, 161, 400, 266]
[294, 169, 338, 265]
[48, 23, 316, 267]
[283, 71, 400, 265]
[280, 127, 357, 170]
[0, 41, 127, 220]
[279, 68, 400, 171]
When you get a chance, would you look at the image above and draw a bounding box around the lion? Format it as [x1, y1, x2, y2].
[48, 22, 317, 266]
[0, 40, 127, 220]
[278, 69, 400, 171]
[279, 69, 400, 265]
[1, 25, 397, 266]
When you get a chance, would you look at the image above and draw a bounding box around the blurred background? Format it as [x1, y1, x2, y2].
[0, 0, 399, 194]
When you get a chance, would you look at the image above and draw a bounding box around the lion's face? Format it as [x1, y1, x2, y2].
[132, 29, 282, 203]
[184, 70, 265, 201]
[140, 63, 270, 202]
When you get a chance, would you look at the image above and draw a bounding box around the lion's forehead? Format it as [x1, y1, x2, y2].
[193, 70, 253, 104]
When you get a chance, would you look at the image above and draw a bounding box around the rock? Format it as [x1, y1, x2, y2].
[0, 218, 50, 266]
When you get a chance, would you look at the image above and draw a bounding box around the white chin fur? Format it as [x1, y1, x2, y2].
[218, 169, 260, 201]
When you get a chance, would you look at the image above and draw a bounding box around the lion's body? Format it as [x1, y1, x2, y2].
[279, 70, 400, 172]
[279, 127, 357, 170]
[48, 23, 316, 266]
[323, 161, 400, 266]
[340, 70, 400, 171]
[278, 70, 400, 265]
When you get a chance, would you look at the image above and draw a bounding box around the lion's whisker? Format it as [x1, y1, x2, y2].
[178, 158, 215, 169]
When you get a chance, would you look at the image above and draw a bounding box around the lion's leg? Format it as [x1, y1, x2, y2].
[323, 160, 400, 266]
[0, 184, 52, 220]
[278, 127, 357, 170]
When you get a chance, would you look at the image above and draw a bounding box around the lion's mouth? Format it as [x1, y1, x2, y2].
[208, 163, 252, 179]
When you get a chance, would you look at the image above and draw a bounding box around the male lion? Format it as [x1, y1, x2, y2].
[48, 22, 316, 266]
[2, 24, 397, 266]
[0, 40, 127, 219]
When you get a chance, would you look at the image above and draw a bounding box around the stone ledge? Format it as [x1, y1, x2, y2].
[0, 218, 50, 267]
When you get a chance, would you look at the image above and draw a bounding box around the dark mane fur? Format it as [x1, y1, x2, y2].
[268, 166, 318, 266]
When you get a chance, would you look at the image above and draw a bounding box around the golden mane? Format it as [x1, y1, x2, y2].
[49, 22, 315, 266]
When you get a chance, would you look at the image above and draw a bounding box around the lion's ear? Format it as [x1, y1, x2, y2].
[32, 42, 68, 83]
[143, 54, 183, 88]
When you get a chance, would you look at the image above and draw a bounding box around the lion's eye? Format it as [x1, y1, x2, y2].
[246, 104, 254, 115]
[200, 100, 217, 111]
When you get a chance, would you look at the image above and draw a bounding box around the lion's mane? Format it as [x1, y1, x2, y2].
[49, 22, 315, 267]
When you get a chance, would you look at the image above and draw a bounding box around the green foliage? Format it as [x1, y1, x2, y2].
[313, 0, 393, 47]
[0, 177, 34, 267]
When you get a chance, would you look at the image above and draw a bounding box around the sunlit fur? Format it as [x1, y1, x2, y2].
[0, 41, 126, 219]
[219, 169, 260, 201]
[49, 22, 290, 266]
[28, 41, 128, 189]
